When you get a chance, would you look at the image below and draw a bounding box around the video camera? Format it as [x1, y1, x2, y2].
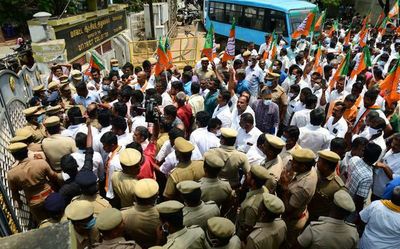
[145, 98, 160, 123]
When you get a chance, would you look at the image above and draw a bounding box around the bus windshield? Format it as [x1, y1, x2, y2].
[289, 9, 312, 33]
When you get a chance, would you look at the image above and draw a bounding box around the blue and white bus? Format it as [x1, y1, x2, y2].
[203, 0, 317, 46]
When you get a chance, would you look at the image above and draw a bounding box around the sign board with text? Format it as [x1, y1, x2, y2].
[55, 11, 127, 60]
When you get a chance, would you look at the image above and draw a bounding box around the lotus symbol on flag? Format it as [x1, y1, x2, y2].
[226, 37, 235, 56]
[297, 17, 308, 32]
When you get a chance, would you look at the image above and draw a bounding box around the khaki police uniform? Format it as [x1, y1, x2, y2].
[24, 123, 47, 143]
[209, 145, 250, 188]
[38, 216, 67, 228]
[93, 237, 141, 249]
[205, 217, 241, 249]
[42, 134, 77, 171]
[246, 220, 287, 249]
[163, 226, 206, 249]
[297, 217, 359, 249]
[111, 171, 138, 207]
[28, 142, 46, 160]
[122, 204, 160, 248]
[200, 177, 232, 206]
[183, 201, 220, 230]
[7, 155, 56, 223]
[156, 132, 169, 153]
[279, 143, 302, 170]
[261, 155, 284, 192]
[72, 194, 111, 216]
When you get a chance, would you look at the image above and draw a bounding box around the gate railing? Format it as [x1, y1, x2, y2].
[0, 64, 42, 235]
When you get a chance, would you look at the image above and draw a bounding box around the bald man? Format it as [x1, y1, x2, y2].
[135, 71, 148, 92]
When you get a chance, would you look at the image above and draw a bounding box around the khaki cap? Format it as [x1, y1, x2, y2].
[110, 59, 119, 65]
[23, 106, 44, 117]
[148, 247, 163, 249]
[148, 57, 157, 65]
[291, 148, 316, 163]
[59, 75, 68, 82]
[47, 81, 59, 90]
[96, 208, 122, 231]
[10, 136, 28, 143]
[65, 200, 94, 221]
[119, 148, 142, 167]
[174, 137, 194, 153]
[242, 50, 251, 57]
[176, 180, 201, 194]
[71, 70, 82, 80]
[204, 151, 225, 168]
[262, 193, 285, 214]
[134, 178, 159, 198]
[220, 128, 238, 138]
[250, 165, 270, 180]
[207, 217, 235, 238]
[205, 71, 216, 79]
[15, 128, 33, 139]
[318, 150, 341, 163]
[60, 83, 70, 90]
[201, 57, 209, 61]
[265, 134, 286, 149]
[265, 71, 281, 80]
[7, 142, 27, 153]
[156, 200, 184, 214]
[46, 105, 62, 115]
[32, 84, 45, 92]
[43, 116, 60, 127]
[334, 190, 355, 212]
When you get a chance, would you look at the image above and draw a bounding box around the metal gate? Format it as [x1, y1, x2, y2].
[0, 64, 41, 235]
[129, 35, 202, 69]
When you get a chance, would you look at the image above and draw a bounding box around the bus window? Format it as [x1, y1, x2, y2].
[242, 6, 257, 28]
[225, 3, 242, 23]
[265, 9, 288, 37]
[255, 9, 265, 31]
[289, 10, 310, 34]
[209, 2, 225, 22]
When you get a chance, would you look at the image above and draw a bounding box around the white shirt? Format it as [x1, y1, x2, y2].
[283, 96, 299, 126]
[156, 140, 173, 162]
[355, 106, 389, 126]
[189, 127, 220, 155]
[160, 144, 203, 175]
[62, 149, 104, 181]
[258, 42, 268, 55]
[131, 115, 148, 132]
[161, 91, 173, 107]
[246, 145, 265, 166]
[324, 116, 348, 139]
[373, 149, 400, 197]
[360, 200, 400, 249]
[93, 125, 112, 163]
[117, 132, 133, 147]
[298, 124, 331, 153]
[61, 124, 99, 139]
[212, 104, 232, 128]
[106, 151, 122, 199]
[235, 127, 262, 153]
[188, 94, 205, 115]
[230, 106, 255, 130]
[290, 109, 312, 128]
[326, 89, 348, 103]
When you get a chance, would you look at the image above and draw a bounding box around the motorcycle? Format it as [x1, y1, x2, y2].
[177, 4, 200, 26]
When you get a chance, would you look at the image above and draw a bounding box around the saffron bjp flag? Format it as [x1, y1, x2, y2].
[154, 37, 169, 76]
[378, 17, 393, 37]
[375, 11, 385, 28]
[263, 30, 275, 60]
[268, 37, 278, 62]
[222, 19, 236, 62]
[344, 29, 352, 46]
[328, 20, 339, 38]
[380, 61, 400, 106]
[361, 12, 370, 30]
[350, 46, 371, 79]
[389, 0, 399, 19]
[291, 7, 318, 39]
[203, 23, 216, 61]
[85, 52, 105, 76]
[329, 52, 350, 90]
[359, 27, 368, 48]
[313, 44, 323, 75]
[164, 36, 173, 69]
[314, 10, 326, 31]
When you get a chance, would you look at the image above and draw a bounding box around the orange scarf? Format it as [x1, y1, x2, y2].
[352, 105, 380, 134]
[381, 200, 400, 213]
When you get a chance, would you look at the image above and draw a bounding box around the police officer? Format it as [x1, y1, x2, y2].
[208, 128, 250, 189]
[177, 180, 220, 230]
[122, 178, 161, 248]
[41, 116, 77, 171]
[296, 190, 359, 249]
[205, 217, 241, 249]
[94, 208, 141, 249]
[245, 193, 287, 249]
[7, 142, 58, 223]
[156, 200, 205, 249]
[200, 151, 233, 210]
[73, 170, 111, 216]
[236, 165, 269, 240]
[65, 200, 100, 249]
[11, 127, 46, 160]
[163, 137, 205, 200]
[39, 192, 67, 228]
[308, 150, 346, 222]
[22, 106, 47, 142]
[260, 134, 286, 192]
[112, 148, 142, 208]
